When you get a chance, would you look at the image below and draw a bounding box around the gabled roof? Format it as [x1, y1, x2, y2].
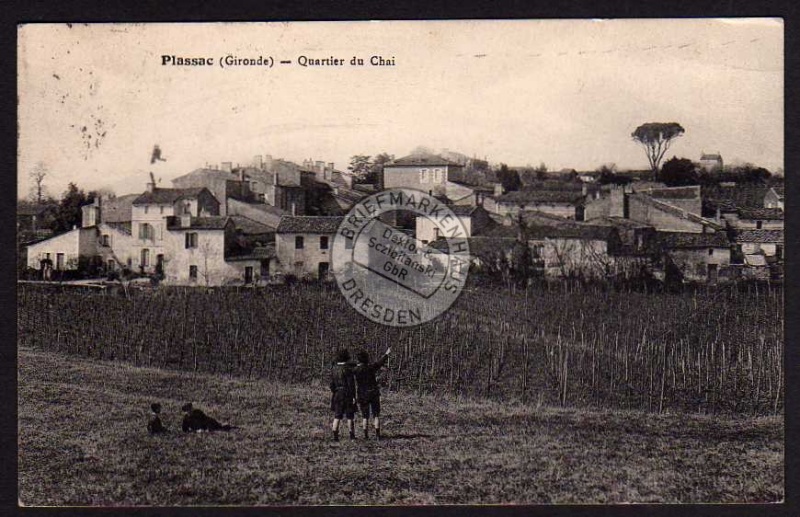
[173, 168, 241, 183]
[449, 205, 480, 217]
[101, 194, 139, 223]
[133, 187, 210, 206]
[229, 215, 276, 234]
[166, 216, 231, 231]
[769, 185, 785, 199]
[656, 231, 729, 249]
[736, 207, 783, 221]
[585, 216, 654, 229]
[386, 154, 462, 167]
[276, 216, 344, 234]
[733, 229, 784, 244]
[702, 184, 770, 211]
[700, 153, 722, 161]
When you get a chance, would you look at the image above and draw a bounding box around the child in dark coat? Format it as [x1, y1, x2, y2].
[147, 403, 168, 434]
[181, 403, 236, 432]
[329, 349, 357, 441]
[354, 347, 391, 440]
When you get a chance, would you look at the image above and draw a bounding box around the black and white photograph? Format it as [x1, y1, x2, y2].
[15, 19, 784, 505]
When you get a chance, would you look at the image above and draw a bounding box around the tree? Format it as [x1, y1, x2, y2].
[496, 164, 521, 192]
[51, 183, 97, 234]
[631, 122, 685, 178]
[347, 155, 373, 183]
[660, 156, 699, 186]
[534, 162, 548, 180]
[369, 152, 394, 185]
[28, 162, 48, 204]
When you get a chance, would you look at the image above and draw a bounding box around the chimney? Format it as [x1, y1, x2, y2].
[240, 168, 246, 182]
[181, 214, 191, 228]
[333, 186, 339, 195]
[273, 172, 278, 186]
[253, 155, 263, 169]
[582, 183, 587, 196]
[221, 162, 232, 173]
[315, 160, 324, 172]
[494, 183, 504, 197]
[147, 172, 156, 193]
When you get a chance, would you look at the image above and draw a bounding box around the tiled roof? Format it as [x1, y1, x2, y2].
[736, 207, 783, 220]
[497, 189, 585, 205]
[166, 216, 230, 231]
[386, 154, 462, 167]
[526, 224, 616, 241]
[656, 231, 729, 249]
[700, 153, 722, 160]
[449, 205, 480, 216]
[133, 187, 208, 206]
[702, 184, 769, 211]
[229, 215, 276, 234]
[101, 194, 138, 223]
[733, 229, 784, 244]
[276, 216, 344, 234]
[226, 243, 276, 261]
[585, 216, 653, 229]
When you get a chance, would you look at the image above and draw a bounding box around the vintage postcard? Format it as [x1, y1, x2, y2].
[16, 20, 784, 505]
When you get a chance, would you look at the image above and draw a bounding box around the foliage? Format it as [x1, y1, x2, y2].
[28, 162, 49, 203]
[347, 155, 373, 183]
[496, 164, 521, 192]
[631, 122, 685, 176]
[660, 156, 699, 186]
[699, 164, 772, 185]
[596, 163, 631, 186]
[50, 183, 98, 234]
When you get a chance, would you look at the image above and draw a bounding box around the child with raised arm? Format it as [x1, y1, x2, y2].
[354, 347, 391, 440]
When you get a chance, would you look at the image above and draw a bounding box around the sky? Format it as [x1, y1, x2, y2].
[17, 19, 783, 200]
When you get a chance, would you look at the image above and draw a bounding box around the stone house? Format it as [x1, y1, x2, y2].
[275, 216, 344, 279]
[494, 190, 586, 219]
[722, 207, 784, 230]
[655, 231, 731, 283]
[699, 152, 723, 172]
[171, 168, 252, 216]
[415, 205, 492, 244]
[382, 154, 465, 196]
[25, 226, 99, 275]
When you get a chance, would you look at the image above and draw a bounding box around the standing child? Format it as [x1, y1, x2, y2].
[329, 349, 357, 441]
[354, 347, 391, 440]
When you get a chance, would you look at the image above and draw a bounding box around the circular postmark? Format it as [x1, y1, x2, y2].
[331, 188, 470, 327]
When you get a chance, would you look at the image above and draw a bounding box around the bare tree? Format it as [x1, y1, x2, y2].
[28, 162, 48, 203]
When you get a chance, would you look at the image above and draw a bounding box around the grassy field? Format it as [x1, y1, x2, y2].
[18, 347, 783, 505]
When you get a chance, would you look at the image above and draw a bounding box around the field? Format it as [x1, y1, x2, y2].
[18, 282, 784, 414]
[18, 347, 783, 505]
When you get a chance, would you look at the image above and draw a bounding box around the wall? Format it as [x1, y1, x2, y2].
[721, 213, 783, 230]
[628, 195, 704, 232]
[583, 188, 625, 220]
[667, 247, 731, 283]
[95, 223, 139, 270]
[26, 228, 96, 270]
[740, 242, 778, 256]
[496, 201, 577, 219]
[533, 238, 610, 279]
[764, 190, 784, 210]
[275, 232, 333, 278]
[172, 176, 229, 215]
[416, 215, 473, 244]
[383, 165, 453, 191]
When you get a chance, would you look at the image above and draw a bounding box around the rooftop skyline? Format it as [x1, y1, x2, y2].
[18, 19, 783, 200]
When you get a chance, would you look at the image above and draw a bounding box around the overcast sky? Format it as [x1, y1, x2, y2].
[18, 19, 783, 200]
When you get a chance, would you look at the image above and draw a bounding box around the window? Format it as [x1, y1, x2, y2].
[320, 236, 329, 250]
[420, 168, 429, 183]
[756, 221, 763, 229]
[101, 234, 110, 247]
[56, 253, 64, 270]
[708, 248, 714, 256]
[160, 206, 164, 214]
[127, 257, 132, 267]
[185, 232, 198, 249]
[295, 236, 304, 249]
[189, 265, 198, 280]
[144, 206, 149, 214]
[433, 168, 443, 183]
[141, 249, 150, 267]
[139, 223, 154, 240]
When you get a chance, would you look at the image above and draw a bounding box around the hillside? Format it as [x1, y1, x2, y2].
[18, 347, 783, 505]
